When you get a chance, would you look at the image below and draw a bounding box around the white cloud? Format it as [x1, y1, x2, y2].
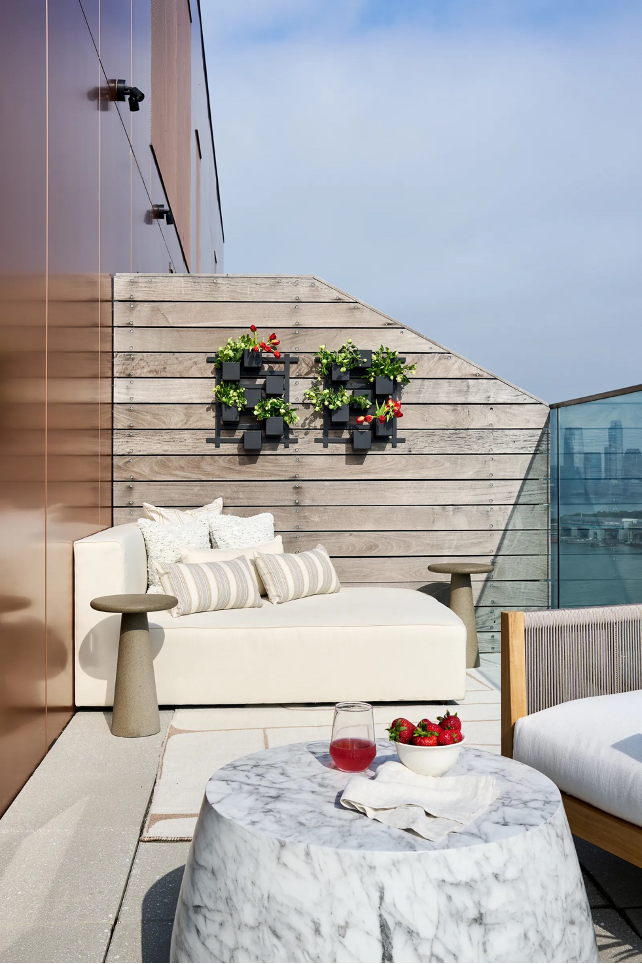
[203, 3, 642, 401]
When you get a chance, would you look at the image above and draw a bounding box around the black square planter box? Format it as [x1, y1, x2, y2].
[243, 430, 262, 452]
[374, 376, 394, 396]
[355, 349, 372, 370]
[331, 404, 349, 424]
[221, 361, 241, 381]
[265, 375, 285, 396]
[265, 416, 284, 437]
[221, 404, 239, 424]
[352, 430, 372, 452]
[374, 418, 394, 438]
[351, 389, 372, 404]
[243, 349, 263, 372]
[331, 363, 350, 383]
[244, 387, 262, 409]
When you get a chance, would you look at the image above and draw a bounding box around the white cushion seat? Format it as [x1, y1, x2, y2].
[514, 690, 642, 828]
[74, 524, 466, 707]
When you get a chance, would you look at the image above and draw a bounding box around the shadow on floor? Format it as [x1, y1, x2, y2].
[140, 866, 185, 963]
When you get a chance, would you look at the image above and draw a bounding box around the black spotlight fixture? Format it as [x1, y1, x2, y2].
[114, 79, 145, 112]
[152, 204, 174, 225]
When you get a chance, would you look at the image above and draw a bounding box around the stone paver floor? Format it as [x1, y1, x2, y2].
[0, 657, 640, 962]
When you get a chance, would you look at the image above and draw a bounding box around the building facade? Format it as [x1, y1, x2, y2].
[0, 0, 223, 814]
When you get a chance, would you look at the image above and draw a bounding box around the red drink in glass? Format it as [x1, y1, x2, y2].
[330, 737, 377, 772]
[330, 703, 376, 772]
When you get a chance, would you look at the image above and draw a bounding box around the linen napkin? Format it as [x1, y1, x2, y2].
[340, 760, 498, 841]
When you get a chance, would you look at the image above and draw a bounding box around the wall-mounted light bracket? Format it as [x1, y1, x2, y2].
[152, 204, 174, 225]
[113, 79, 145, 112]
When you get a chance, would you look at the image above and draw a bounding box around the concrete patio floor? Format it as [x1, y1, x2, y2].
[0, 661, 640, 963]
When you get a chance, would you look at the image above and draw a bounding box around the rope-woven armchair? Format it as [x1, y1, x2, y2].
[501, 605, 642, 868]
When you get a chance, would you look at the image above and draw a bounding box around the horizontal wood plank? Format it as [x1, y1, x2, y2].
[114, 300, 407, 329]
[113, 427, 548, 455]
[114, 351, 482, 379]
[114, 327, 441, 353]
[113, 404, 547, 431]
[114, 275, 354, 302]
[113, 453, 547, 482]
[113, 377, 533, 406]
[112, 503, 548, 530]
[114, 478, 548, 506]
[281, 531, 547, 557]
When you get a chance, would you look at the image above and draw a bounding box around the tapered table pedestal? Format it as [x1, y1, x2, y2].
[90, 593, 177, 737]
[428, 562, 494, 668]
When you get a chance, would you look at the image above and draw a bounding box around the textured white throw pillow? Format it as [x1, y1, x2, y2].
[209, 512, 275, 549]
[156, 556, 262, 617]
[137, 518, 210, 590]
[179, 536, 284, 596]
[142, 499, 223, 525]
[255, 544, 340, 605]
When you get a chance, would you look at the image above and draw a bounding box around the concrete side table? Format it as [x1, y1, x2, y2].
[90, 593, 177, 738]
[427, 562, 494, 668]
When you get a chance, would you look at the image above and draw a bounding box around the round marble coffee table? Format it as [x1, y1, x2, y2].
[171, 741, 597, 963]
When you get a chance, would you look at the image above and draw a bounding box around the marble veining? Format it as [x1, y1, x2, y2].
[171, 741, 598, 963]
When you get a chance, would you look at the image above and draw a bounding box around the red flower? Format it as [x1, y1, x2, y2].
[250, 325, 257, 332]
[252, 345, 260, 353]
[273, 350, 281, 359]
[268, 333, 277, 341]
[396, 411, 403, 417]
[364, 415, 373, 423]
[356, 415, 365, 424]
[379, 415, 385, 424]
[259, 341, 268, 350]
[271, 339, 280, 346]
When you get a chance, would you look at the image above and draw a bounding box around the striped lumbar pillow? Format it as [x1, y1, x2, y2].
[155, 555, 262, 617]
[254, 545, 340, 605]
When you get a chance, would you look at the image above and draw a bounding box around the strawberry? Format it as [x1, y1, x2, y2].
[437, 729, 456, 746]
[411, 727, 439, 747]
[438, 710, 462, 731]
[418, 718, 442, 732]
[387, 718, 415, 744]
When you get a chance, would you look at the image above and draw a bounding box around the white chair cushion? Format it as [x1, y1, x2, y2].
[514, 690, 642, 827]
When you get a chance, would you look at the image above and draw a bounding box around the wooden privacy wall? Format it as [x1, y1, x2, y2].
[113, 274, 550, 652]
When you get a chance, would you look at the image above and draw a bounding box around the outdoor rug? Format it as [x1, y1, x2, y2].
[141, 671, 499, 841]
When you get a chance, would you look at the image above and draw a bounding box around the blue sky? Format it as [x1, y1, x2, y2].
[202, 1, 642, 402]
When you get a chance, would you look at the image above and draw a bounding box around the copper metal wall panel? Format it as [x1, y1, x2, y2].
[0, 0, 223, 815]
[151, 0, 192, 266]
[0, 0, 48, 815]
[46, 0, 102, 731]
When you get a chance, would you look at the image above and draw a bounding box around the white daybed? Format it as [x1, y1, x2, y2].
[74, 524, 466, 706]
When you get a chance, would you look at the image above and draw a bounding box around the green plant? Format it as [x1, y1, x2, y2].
[215, 334, 253, 365]
[350, 394, 371, 411]
[213, 382, 247, 409]
[303, 384, 351, 412]
[366, 346, 417, 386]
[316, 339, 365, 377]
[253, 397, 299, 426]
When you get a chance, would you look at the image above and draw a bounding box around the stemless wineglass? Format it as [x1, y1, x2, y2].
[329, 702, 376, 772]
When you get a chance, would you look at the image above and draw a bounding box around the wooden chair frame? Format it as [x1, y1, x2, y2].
[501, 610, 642, 869]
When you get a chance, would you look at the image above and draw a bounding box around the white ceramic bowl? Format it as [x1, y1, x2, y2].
[395, 735, 466, 777]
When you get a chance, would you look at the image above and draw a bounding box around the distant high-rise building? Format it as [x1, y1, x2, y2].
[605, 420, 624, 480]
[563, 427, 584, 476]
[583, 452, 602, 479]
[624, 448, 642, 480]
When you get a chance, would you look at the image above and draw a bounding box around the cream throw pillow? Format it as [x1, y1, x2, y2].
[137, 518, 210, 591]
[254, 544, 340, 605]
[179, 537, 284, 596]
[142, 499, 223, 525]
[209, 512, 274, 549]
[156, 556, 262, 617]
